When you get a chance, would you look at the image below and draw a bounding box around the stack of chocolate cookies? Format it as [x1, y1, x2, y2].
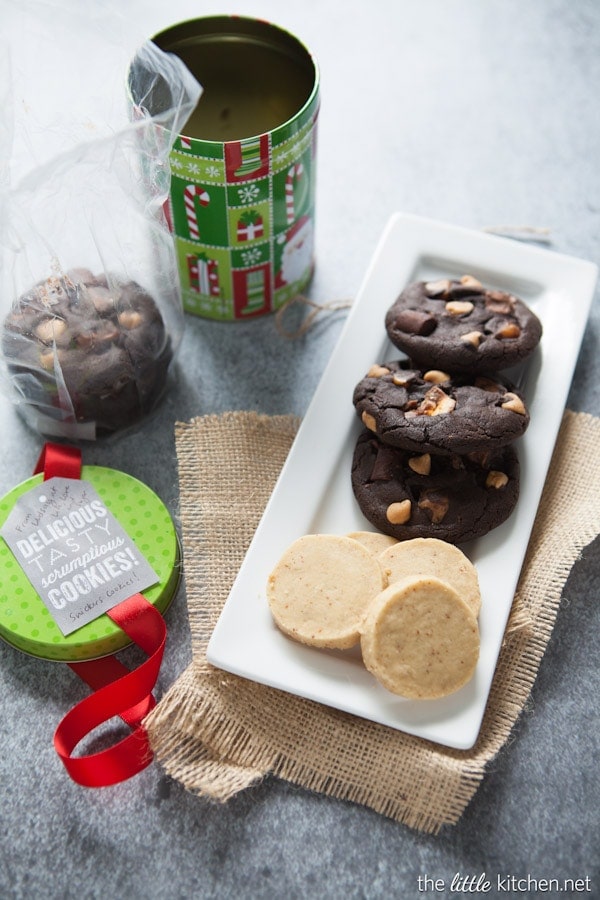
[351, 275, 543, 544]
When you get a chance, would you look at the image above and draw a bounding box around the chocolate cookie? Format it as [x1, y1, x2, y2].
[2, 270, 172, 437]
[353, 359, 529, 455]
[385, 275, 542, 373]
[351, 429, 520, 543]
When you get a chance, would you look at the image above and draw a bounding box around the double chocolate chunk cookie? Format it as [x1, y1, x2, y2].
[353, 359, 529, 455]
[351, 429, 520, 544]
[2, 269, 172, 436]
[385, 275, 542, 373]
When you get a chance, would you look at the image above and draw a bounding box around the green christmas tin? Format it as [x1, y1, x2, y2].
[0, 466, 180, 662]
[149, 16, 320, 321]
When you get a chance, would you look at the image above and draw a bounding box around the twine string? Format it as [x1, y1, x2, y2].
[274, 294, 352, 339]
[274, 226, 551, 338]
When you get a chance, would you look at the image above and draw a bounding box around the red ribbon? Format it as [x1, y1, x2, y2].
[35, 443, 166, 787]
[34, 443, 83, 481]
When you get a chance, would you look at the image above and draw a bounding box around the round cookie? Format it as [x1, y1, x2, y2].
[2, 269, 172, 437]
[384, 275, 542, 373]
[379, 538, 481, 616]
[351, 429, 520, 544]
[353, 359, 530, 455]
[346, 531, 398, 556]
[267, 534, 386, 649]
[360, 576, 480, 699]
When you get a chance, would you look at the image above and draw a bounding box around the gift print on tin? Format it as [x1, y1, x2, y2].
[146, 15, 320, 321]
[169, 117, 318, 320]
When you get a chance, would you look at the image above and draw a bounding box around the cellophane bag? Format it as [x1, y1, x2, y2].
[0, 37, 201, 440]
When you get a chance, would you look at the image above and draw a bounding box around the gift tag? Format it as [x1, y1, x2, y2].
[2, 477, 160, 636]
[0, 466, 180, 661]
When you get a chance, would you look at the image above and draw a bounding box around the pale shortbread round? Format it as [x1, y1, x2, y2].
[379, 537, 481, 616]
[267, 534, 385, 649]
[360, 576, 480, 699]
[346, 531, 398, 556]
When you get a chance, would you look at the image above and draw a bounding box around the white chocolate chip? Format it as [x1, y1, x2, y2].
[461, 331, 484, 347]
[118, 310, 143, 330]
[361, 411, 377, 432]
[486, 470, 509, 489]
[501, 392, 527, 415]
[386, 500, 412, 525]
[35, 318, 67, 343]
[367, 364, 391, 378]
[460, 274, 483, 290]
[445, 300, 474, 316]
[496, 322, 521, 339]
[408, 453, 431, 475]
[424, 279, 451, 296]
[423, 369, 451, 384]
[39, 350, 54, 370]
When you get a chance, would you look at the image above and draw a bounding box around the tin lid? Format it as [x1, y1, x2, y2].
[0, 466, 180, 662]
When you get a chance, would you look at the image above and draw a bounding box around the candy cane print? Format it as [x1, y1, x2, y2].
[184, 185, 210, 241]
[285, 163, 304, 224]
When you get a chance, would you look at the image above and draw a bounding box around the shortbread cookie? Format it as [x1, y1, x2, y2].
[385, 276, 542, 373]
[267, 534, 386, 649]
[360, 576, 480, 699]
[353, 359, 530, 455]
[346, 531, 398, 556]
[379, 538, 481, 616]
[351, 429, 520, 543]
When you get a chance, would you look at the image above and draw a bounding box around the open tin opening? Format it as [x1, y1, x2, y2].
[152, 15, 318, 142]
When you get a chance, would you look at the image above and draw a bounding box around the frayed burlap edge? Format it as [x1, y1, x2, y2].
[145, 409, 600, 833]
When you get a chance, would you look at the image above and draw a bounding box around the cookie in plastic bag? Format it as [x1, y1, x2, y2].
[0, 40, 201, 440]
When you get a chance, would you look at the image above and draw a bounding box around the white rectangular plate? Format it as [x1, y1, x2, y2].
[207, 213, 598, 749]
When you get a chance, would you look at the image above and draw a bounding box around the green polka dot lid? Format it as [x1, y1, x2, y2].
[0, 466, 180, 662]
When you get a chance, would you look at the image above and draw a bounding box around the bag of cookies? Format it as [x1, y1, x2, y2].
[0, 39, 201, 440]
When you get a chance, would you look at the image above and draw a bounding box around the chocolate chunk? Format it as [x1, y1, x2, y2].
[393, 308, 437, 336]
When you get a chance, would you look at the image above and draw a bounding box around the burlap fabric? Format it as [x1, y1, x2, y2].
[145, 409, 600, 833]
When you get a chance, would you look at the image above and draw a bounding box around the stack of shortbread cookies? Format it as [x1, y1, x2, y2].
[267, 533, 480, 700]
